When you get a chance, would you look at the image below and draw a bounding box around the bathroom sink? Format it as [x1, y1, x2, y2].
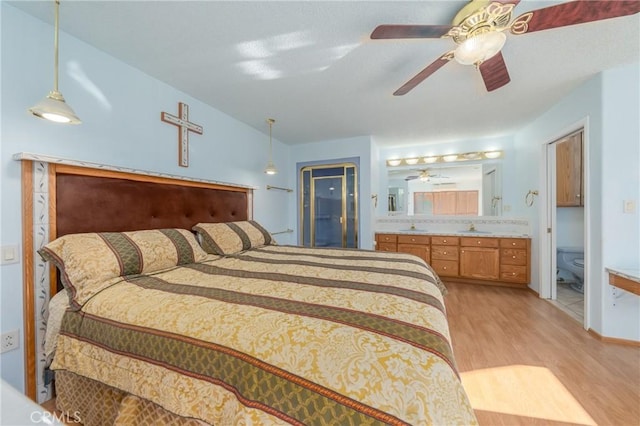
[399, 228, 429, 233]
[457, 230, 492, 234]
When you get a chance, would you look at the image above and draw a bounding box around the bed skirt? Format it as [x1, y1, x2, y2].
[55, 370, 207, 425]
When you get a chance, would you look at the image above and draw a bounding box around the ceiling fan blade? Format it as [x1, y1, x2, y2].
[479, 52, 511, 92]
[405, 176, 419, 181]
[394, 53, 453, 96]
[510, 0, 640, 35]
[371, 24, 453, 39]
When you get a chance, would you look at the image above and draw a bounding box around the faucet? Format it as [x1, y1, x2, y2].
[468, 223, 476, 232]
[410, 222, 416, 230]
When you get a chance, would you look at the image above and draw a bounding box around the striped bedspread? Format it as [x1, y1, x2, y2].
[52, 245, 477, 425]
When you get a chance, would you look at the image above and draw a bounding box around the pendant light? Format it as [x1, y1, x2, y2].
[29, 0, 81, 124]
[264, 118, 277, 175]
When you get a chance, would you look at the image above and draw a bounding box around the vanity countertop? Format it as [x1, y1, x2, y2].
[375, 229, 532, 238]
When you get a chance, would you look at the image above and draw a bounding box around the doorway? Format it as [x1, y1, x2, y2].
[544, 127, 588, 326]
[300, 163, 358, 248]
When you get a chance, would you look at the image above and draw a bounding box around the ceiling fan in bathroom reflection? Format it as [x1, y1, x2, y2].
[405, 169, 450, 182]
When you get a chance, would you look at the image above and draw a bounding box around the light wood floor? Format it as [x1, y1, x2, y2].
[445, 282, 640, 426]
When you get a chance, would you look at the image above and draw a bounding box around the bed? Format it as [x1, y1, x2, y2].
[19, 157, 477, 425]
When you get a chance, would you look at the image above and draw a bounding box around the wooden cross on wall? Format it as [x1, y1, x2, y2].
[161, 102, 203, 167]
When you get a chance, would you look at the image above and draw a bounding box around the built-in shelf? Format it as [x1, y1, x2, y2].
[607, 268, 640, 297]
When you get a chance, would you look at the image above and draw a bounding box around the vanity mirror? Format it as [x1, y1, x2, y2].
[387, 162, 502, 216]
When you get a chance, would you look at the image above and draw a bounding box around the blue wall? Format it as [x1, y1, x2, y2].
[2, 2, 639, 394]
[1, 4, 293, 391]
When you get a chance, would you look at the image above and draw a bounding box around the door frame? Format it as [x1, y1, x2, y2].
[299, 161, 359, 248]
[538, 117, 590, 330]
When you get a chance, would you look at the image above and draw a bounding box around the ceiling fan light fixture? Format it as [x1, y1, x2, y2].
[453, 31, 506, 65]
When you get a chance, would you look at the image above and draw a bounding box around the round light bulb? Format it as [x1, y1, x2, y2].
[454, 31, 506, 65]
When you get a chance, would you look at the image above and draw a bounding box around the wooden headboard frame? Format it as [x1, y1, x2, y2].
[19, 155, 253, 401]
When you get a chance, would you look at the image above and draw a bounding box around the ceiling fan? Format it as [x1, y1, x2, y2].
[405, 169, 450, 182]
[371, 0, 640, 95]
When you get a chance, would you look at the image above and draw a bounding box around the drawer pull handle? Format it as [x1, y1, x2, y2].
[443, 251, 447, 255]
[477, 241, 481, 244]
[443, 266, 447, 270]
[513, 255, 516, 258]
[512, 242, 516, 246]
[443, 239, 447, 243]
[411, 238, 415, 242]
[512, 272, 516, 276]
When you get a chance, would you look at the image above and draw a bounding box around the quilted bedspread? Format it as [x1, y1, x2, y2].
[52, 245, 477, 425]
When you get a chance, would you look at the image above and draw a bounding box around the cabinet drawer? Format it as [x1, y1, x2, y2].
[377, 242, 397, 252]
[398, 234, 430, 244]
[501, 249, 527, 266]
[431, 260, 459, 277]
[460, 237, 499, 248]
[500, 265, 528, 283]
[376, 234, 397, 244]
[431, 246, 459, 261]
[431, 236, 459, 246]
[500, 238, 528, 249]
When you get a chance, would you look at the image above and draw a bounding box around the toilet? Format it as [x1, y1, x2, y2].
[557, 247, 585, 293]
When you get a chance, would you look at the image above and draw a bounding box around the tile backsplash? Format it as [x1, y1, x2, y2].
[375, 215, 531, 237]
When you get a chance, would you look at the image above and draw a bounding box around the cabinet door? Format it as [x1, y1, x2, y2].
[460, 247, 500, 280]
[456, 191, 479, 215]
[397, 244, 430, 263]
[556, 132, 583, 207]
[433, 191, 457, 215]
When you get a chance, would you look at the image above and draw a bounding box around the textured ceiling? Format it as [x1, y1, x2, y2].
[9, 1, 640, 146]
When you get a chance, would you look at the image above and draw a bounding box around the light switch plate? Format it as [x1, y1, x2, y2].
[0, 245, 20, 265]
[623, 200, 636, 214]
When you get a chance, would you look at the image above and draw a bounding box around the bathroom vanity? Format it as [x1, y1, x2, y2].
[376, 232, 531, 288]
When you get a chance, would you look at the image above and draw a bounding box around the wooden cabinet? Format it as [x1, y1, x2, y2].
[556, 131, 583, 207]
[375, 233, 397, 252]
[499, 238, 529, 284]
[460, 237, 500, 280]
[397, 234, 430, 263]
[430, 236, 459, 277]
[414, 191, 479, 215]
[375, 233, 530, 287]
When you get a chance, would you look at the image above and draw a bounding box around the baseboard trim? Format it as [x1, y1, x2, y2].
[588, 329, 640, 347]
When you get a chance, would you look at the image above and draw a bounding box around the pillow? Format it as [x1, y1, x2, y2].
[193, 220, 274, 255]
[38, 228, 208, 309]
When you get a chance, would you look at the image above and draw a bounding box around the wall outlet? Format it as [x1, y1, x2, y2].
[1, 329, 20, 353]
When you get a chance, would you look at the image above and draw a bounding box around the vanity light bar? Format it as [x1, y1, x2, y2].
[386, 150, 503, 167]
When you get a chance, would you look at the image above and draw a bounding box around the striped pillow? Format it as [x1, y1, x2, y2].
[38, 229, 208, 309]
[193, 221, 274, 255]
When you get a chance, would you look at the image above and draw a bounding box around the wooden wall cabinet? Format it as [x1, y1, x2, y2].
[375, 233, 530, 287]
[556, 132, 583, 207]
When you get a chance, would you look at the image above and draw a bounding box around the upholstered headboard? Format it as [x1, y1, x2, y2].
[56, 173, 248, 235]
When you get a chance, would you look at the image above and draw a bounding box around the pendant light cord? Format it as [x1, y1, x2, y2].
[53, 0, 60, 93]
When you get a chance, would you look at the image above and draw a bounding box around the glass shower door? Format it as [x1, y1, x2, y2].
[300, 163, 358, 248]
[313, 176, 343, 247]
